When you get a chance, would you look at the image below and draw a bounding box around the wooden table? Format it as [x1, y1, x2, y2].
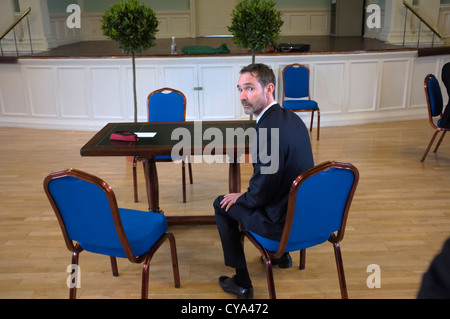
[80, 121, 255, 225]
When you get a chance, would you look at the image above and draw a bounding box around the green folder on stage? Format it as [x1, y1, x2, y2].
[181, 43, 230, 55]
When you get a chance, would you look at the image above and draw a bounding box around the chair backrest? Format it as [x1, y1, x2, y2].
[43, 169, 136, 260]
[424, 74, 444, 118]
[147, 88, 186, 122]
[277, 161, 359, 254]
[282, 63, 310, 100]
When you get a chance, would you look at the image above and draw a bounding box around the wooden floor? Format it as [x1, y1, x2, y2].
[1, 119, 450, 299]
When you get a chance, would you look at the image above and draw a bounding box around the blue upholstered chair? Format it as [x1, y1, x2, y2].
[421, 74, 449, 162]
[241, 161, 359, 299]
[282, 63, 320, 140]
[133, 88, 193, 203]
[44, 169, 180, 299]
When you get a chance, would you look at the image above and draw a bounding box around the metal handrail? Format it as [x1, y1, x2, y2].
[0, 7, 33, 56]
[402, 0, 442, 47]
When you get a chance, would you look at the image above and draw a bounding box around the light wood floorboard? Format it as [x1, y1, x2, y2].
[1, 119, 449, 299]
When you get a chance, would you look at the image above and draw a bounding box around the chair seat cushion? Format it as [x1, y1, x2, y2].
[80, 209, 167, 258]
[248, 230, 329, 253]
[156, 155, 184, 161]
[283, 99, 318, 111]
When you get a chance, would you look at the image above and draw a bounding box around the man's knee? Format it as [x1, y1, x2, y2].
[213, 195, 224, 214]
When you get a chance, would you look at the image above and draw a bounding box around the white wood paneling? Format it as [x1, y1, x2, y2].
[410, 56, 441, 108]
[89, 66, 123, 119]
[154, 11, 192, 38]
[1, 51, 449, 131]
[280, 8, 330, 36]
[53, 8, 329, 42]
[57, 67, 90, 119]
[125, 66, 158, 121]
[78, 11, 192, 40]
[0, 65, 28, 116]
[199, 65, 236, 120]
[347, 61, 379, 112]
[162, 64, 198, 120]
[380, 59, 410, 110]
[314, 62, 346, 114]
[25, 66, 58, 117]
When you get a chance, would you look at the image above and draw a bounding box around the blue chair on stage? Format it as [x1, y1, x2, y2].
[133, 87, 193, 203]
[282, 63, 320, 140]
[241, 161, 359, 299]
[421, 73, 450, 162]
[44, 168, 180, 299]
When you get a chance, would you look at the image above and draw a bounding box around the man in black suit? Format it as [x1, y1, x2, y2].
[417, 237, 450, 299]
[214, 63, 314, 298]
[438, 62, 450, 128]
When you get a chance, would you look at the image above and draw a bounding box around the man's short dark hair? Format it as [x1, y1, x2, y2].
[240, 63, 276, 90]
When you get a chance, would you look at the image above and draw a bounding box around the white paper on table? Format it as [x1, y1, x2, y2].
[135, 132, 157, 138]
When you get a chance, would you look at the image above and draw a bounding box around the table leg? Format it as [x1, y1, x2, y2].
[229, 162, 241, 193]
[143, 157, 161, 213]
[164, 162, 242, 226]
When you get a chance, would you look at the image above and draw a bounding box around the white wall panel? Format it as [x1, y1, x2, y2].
[380, 59, 410, 110]
[57, 67, 89, 118]
[410, 57, 440, 108]
[90, 67, 123, 119]
[314, 62, 345, 114]
[25, 66, 58, 117]
[310, 13, 329, 33]
[287, 14, 308, 32]
[280, 9, 330, 36]
[347, 61, 379, 112]
[162, 65, 198, 120]
[125, 66, 158, 121]
[199, 65, 236, 120]
[0, 65, 28, 116]
[80, 11, 192, 40]
[156, 12, 191, 38]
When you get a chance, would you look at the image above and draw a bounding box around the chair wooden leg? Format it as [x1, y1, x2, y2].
[69, 251, 80, 299]
[333, 242, 348, 299]
[141, 260, 150, 299]
[168, 232, 181, 288]
[110, 256, 119, 277]
[261, 251, 276, 299]
[299, 249, 306, 270]
[242, 231, 276, 298]
[433, 130, 446, 153]
[141, 233, 180, 299]
[421, 131, 440, 162]
[182, 161, 186, 203]
[133, 157, 138, 202]
[188, 162, 193, 184]
[309, 111, 314, 133]
[316, 109, 320, 141]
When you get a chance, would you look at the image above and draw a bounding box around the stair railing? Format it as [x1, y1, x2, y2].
[402, 0, 442, 48]
[0, 7, 33, 56]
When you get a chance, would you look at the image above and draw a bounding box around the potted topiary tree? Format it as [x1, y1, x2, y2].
[228, 0, 284, 64]
[101, 0, 159, 122]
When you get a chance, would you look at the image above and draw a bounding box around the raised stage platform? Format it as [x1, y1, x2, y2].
[25, 36, 411, 58]
[1, 36, 449, 131]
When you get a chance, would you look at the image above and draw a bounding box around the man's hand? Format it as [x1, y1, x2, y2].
[220, 193, 242, 212]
